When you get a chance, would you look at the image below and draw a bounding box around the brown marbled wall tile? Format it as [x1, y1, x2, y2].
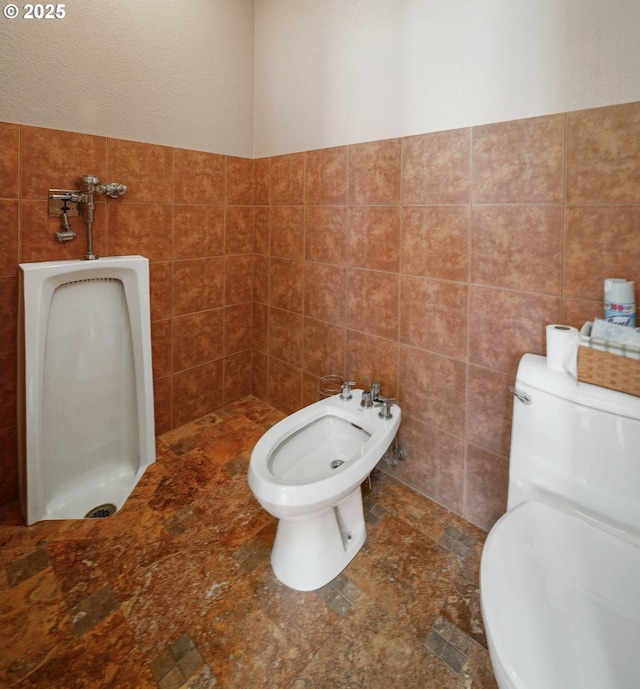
[253, 254, 269, 304]
[150, 319, 172, 380]
[562, 296, 602, 328]
[172, 359, 223, 426]
[174, 148, 225, 205]
[269, 257, 303, 313]
[401, 206, 469, 281]
[302, 370, 321, 406]
[223, 349, 252, 404]
[395, 415, 465, 515]
[108, 138, 174, 203]
[149, 261, 172, 321]
[402, 128, 471, 204]
[224, 302, 252, 355]
[0, 426, 17, 503]
[269, 306, 303, 367]
[21, 125, 108, 199]
[305, 146, 347, 205]
[0, 121, 20, 198]
[346, 268, 399, 340]
[267, 357, 302, 414]
[253, 206, 270, 256]
[468, 285, 560, 374]
[225, 254, 253, 305]
[302, 317, 346, 377]
[303, 261, 345, 325]
[472, 114, 564, 203]
[153, 376, 172, 434]
[270, 152, 305, 206]
[0, 199, 18, 276]
[398, 345, 466, 436]
[466, 365, 514, 457]
[566, 102, 640, 204]
[464, 445, 509, 531]
[270, 206, 304, 258]
[0, 349, 17, 432]
[251, 349, 268, 400]
[173, 257, 225, 315]
[0, 275, 17, 354]
[564, 205, 640, 300]
[226, 206, 254, 255]
[347, 206, 400, 271]
[226, 156, 254, 205]
[471, 204, 563, 294]
[399, 276, 467, 360]
[174, 205, 224, 259]
[254, 157, 270, 206]
[108, 202, 172, 261]
[305, 206, 346, 264]
[253, 301, 269, 354]
[345, 330, 398, 396]
[173, 309, 223, 371]
[348, 139, 401, 206]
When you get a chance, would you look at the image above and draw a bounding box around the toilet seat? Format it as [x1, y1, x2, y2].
[481, 500, 640, 689]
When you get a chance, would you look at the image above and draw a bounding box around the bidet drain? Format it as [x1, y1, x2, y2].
[84, 504, 116, 519]
[330, 459, 345, 469]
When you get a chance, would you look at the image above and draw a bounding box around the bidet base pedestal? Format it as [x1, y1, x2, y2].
[270, 487, 366, 591]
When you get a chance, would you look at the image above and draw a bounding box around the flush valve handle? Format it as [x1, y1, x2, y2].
[377, 397, 396, 419]
[340, 381, 356, 400]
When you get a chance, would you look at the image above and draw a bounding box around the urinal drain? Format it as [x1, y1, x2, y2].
[84, 504, 117, 519]
[330, 459, 345, 469]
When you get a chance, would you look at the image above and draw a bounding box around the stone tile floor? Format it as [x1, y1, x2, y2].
[1, 396, 498, 689]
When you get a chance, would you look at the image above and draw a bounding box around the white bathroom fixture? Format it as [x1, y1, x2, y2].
[18, 256, 156, 525]
[481, 354, 640, 689]
[248, 390, 401, 591]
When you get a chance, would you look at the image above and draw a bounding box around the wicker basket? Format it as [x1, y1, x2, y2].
[578, 330, 640, 397]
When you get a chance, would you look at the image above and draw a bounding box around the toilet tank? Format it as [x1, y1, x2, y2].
[508, 353, 640, 533]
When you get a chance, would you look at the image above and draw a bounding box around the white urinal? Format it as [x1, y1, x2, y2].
[17, 256, 156, 525]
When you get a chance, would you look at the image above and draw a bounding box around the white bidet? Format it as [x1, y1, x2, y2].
[248, 390, 401, 591]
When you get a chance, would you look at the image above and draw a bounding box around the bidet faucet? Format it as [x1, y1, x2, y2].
[377, 397, 396, 419]
[360, 390, 373, 408]
[340, 381, 356, 400]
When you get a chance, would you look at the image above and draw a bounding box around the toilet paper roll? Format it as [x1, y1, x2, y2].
[546, 324, 579, 373]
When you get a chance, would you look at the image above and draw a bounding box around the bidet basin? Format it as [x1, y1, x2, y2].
[249, 390, 401, 517]
[269, 412, 372, 481]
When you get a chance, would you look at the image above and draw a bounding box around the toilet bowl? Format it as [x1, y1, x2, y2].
[480, 354, 640, 689]
[248, 389, 401, 591]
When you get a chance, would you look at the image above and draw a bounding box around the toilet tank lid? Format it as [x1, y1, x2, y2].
[517, 354, 640, 421]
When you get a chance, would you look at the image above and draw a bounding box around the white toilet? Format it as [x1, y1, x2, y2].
[248, 388, 401, 591]
[480, 354, 640, 689]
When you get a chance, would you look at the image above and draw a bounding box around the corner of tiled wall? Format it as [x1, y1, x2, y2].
[0, 124, 256, 505]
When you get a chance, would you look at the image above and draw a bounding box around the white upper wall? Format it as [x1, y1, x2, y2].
[2, 1, 639, 158]
[254, 0, 640, 157]
[0, 0, 255, 157]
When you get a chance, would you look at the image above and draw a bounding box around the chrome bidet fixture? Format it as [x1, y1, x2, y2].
[49, 175, 128, 260]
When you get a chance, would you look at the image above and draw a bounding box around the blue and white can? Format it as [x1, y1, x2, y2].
[604, 279, 636, 327]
